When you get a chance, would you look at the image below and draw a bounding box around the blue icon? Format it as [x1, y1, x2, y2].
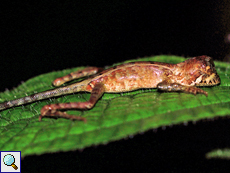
[3, 154, 18, 170]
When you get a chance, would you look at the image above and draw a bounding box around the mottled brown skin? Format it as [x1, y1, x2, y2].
[0, 55, 221, 122]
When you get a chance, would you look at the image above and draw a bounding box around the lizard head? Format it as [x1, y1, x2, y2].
[189, 56, 221, 86]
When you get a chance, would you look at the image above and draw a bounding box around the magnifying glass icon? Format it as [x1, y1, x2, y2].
[3, 154, 18, 170]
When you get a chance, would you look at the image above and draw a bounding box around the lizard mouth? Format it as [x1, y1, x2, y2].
[196, 73, 221, 86]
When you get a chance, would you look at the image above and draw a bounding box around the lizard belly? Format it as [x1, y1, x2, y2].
[99, 66, 167, 92]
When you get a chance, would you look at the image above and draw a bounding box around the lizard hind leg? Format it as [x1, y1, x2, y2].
[39, 83, 105, 122]
[53, 67, 104, 86]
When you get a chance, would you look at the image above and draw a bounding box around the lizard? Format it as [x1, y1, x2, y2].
[0, 55, 221, 122]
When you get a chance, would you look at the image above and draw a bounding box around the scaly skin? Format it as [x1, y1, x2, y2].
[0, 55, 221, 122]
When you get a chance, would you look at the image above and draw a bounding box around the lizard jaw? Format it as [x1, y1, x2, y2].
[195, 73, 221, 86]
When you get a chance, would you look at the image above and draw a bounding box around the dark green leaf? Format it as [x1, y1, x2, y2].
[206, 148, 230, 159]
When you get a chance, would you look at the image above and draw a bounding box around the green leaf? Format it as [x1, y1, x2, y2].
[206, 148, 230, 159]
[0, 55, 229, 157]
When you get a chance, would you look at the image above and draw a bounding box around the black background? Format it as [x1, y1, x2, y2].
[1, 1, 230, 172]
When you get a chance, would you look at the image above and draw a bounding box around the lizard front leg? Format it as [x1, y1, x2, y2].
[39, 82, 105, 122]
[53, 67, 104, 86]
[157, 80, 208, 96]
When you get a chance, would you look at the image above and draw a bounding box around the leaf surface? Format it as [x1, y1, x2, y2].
[206, 148, 230, 159]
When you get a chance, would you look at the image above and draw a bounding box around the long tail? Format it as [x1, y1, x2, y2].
[0, 82, 88, 111]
